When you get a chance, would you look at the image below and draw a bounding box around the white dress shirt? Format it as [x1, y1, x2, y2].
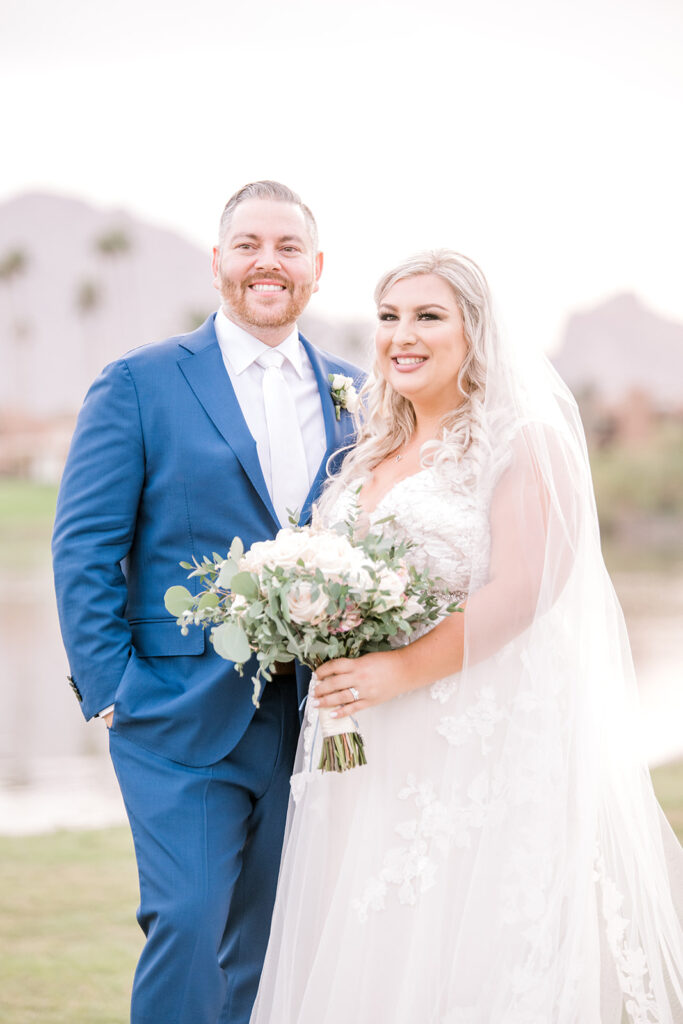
[213, 308, 327, 497]
[97, 310, 327, 722]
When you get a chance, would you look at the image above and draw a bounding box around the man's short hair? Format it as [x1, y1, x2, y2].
[217, 180, 319, 253]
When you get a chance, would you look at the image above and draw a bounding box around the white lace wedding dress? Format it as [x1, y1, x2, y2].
[250, 458, 683, 1024]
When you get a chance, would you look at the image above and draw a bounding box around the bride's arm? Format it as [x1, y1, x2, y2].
[314, 428, 580, 714]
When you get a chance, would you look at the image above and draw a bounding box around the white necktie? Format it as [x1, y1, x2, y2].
[256, 349, 311, 527]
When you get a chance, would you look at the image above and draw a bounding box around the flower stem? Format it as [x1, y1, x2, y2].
[318, 731, 367, 773]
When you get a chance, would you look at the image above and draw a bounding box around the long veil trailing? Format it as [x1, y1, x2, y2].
[455, 330, 683, 1020]
[251, 287, 683, 1022]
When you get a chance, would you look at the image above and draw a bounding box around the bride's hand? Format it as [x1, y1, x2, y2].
[312, 650, 412, 716]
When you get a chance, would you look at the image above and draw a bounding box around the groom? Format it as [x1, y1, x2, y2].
[52, 181, 361, 1024]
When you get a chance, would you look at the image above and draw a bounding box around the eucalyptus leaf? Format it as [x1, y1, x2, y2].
[230, 536, 244, 562]
[230, 571, 259, 599]
[164, 585, 194, 617]
[217, 558, 239, 589]
[197, 591, 219, 610]
[211, 622, 252, 664]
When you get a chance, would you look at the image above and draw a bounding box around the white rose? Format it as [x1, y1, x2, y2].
[239, 539, 274, 574]
[375, 567, 407, 610]
[345, 554, 374, 596]
[306, 531, 358, 577]
[344, 387, 360, 414]
[271, 529, 314, 567]
[286, 580, 330, 625]
[402, 594, 425, 618]
[239, 527, 373, 589]
[240, 529, 309, 574]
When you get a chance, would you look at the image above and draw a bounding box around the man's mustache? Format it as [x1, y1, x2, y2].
[243, 274, 291, 290]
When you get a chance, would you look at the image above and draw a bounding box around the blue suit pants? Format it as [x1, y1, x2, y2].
[109, 677, 299, 1024]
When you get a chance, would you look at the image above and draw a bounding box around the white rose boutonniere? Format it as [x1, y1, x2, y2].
[329, 373, 360, 421]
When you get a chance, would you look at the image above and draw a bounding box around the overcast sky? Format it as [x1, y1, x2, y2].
[2, 0, 682, 352]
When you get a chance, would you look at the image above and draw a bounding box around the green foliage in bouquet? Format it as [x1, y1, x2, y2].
[165, 516, 461, 772]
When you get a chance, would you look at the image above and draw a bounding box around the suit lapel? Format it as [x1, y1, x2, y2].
[299, 334, 357, 524]
[177, 317, 279, 527]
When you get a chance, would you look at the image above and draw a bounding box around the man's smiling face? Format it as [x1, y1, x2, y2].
[212, 198, 323, 343]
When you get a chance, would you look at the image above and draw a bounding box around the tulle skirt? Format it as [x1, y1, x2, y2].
[250, 659, 683, 1024]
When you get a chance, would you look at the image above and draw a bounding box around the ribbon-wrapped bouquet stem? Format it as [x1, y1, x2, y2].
[165, 515, 460, 773]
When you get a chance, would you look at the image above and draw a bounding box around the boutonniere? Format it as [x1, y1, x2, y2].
[329, 373, 360, 421]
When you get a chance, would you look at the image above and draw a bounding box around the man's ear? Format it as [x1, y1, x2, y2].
[211, 246, 221, 292]
[312, 251, 324, 294]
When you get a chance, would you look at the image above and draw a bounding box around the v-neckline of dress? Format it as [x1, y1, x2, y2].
[356, 466, 432, 519]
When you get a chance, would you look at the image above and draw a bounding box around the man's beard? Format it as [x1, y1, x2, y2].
[218, 272, 315, 330]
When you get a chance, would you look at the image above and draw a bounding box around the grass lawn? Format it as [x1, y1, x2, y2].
[0, 828, 142, 1024]
[0, 477, 58, 569]
[0, 763, 681, 1023]
[652, 759, 683, 843]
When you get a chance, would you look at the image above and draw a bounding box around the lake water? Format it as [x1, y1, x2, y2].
[1, 559, 681, 835]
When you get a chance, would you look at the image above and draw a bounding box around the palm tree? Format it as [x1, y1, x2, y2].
[76, 278, 102, 314]
[75, 278, 104, 388]
[0, 248, 29, 336]
[94, 227, 136, 362]
[0, 247, 32, 411]
[95, 229, 132, 259]
[0, 248, 27, 280]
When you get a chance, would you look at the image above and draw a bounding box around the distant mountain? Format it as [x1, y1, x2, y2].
[553, 293, 683, 408]
[0, 192, 369, 417]
[3, 193, 681, 418]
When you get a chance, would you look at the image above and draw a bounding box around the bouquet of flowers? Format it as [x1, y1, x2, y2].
[165, 515, 460, 773]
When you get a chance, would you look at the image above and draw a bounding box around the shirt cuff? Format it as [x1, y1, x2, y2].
[96, 704, 115, 720]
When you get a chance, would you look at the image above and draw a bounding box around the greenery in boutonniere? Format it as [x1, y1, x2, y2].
[329, 373, 361, 421]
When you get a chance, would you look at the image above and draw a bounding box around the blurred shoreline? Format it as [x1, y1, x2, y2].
[1, 479, 682, 836]
[1, 569, 681, 837]
[0, 754, 126, 836]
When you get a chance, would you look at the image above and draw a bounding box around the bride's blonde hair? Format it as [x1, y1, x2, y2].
[319, 249, 495, 514]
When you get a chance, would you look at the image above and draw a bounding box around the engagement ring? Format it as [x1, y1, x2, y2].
[349, 687, 360, 701]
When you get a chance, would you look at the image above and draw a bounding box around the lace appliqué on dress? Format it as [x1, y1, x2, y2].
[437, 685, 506, 755]
[352, 775, 455, 922]
[594, 848, 661, 1023]
[353, 770, 511, 922]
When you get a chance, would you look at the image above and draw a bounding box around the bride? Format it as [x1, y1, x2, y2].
[250, 251, 683, 1023]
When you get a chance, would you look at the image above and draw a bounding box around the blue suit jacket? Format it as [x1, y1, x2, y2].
[52, 314, 362, 766]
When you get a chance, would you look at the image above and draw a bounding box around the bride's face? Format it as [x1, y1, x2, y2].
[375, 274, 469, 413]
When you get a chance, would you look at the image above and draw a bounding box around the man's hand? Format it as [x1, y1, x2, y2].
[103, 710, 114, 729]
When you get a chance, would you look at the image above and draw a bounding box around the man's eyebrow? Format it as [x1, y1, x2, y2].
[231, 232, 306, 245]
